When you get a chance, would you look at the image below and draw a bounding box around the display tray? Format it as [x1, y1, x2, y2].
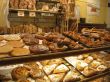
[63, 33, 110, 48]
[0, 46, 110, 66]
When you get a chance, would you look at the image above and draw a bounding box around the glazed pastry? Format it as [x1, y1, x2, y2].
[53, 64, 69, 74]
[43, 64, 57, 75]
[90, 60, 101, 68]
[63, 71, 80, 82]
[16, 79, 30, 82]
[83, 67, 97, 77]
[76, 61, 88, 71]
[30, 68, 44, 79]
[49, 73, 65, 82]
[11, 48, 30, 56]
[7, 41, 24, 48]
[11, 66, 30, 80]
[84, 56, 94, 64]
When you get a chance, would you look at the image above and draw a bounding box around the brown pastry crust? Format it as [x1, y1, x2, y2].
[11, 48, 30, 56]
[24, 62, 39, 69]
[11, 66, 30, 80]
[7, 41, 24, 48]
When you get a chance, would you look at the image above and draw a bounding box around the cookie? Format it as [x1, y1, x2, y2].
[11, 48, 30, 56]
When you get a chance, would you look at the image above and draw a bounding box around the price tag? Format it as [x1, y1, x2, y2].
[18, 11, 24, 17]
[29, 11, 36, 17]
[39, 40, 43, 44]
[38, 28, 43, 33]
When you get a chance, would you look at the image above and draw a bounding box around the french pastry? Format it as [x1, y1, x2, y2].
[83, 67, 97, 77]
[11, 66, 30, 80]
[35, 77, 48, 82]
[63, 71, 80, 82]
[16, 79, 30, 82]
[53, 64, 69, 74]
[90, 60, 101, 68]
[84, 56, 94, 64]
[43, 64, 57, 75]
[76, 61, 88, 71]
[29, 44, 49, 54]
[0, 45, 13, 54]
[48, 73, 65, 82]
[7, 41, 24, 48]
[4, 35, 21, 41]
[0, 36, 4, 41]
[11, 48, 30, 56]
[30, 68, 44, 79]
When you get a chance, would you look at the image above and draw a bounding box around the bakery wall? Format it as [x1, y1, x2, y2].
[75, 0, 108, 24]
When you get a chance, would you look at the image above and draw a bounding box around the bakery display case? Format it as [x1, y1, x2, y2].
[0, 0, 110, 82]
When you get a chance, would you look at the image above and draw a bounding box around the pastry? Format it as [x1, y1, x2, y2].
[30, 68, 44, 79]
[77, 55, 84, 60]
[40, 60, 50, 66]
[4, 35, 21, 41]
[11, 48, 30, 56]
[11, 66, 30, 80]
[48, 73, 65, 82]
[0, 36, 4, 41]
[24, 62, 39, 69]
[17, 79, 30, 82]
[76, 61, 88, 71]
[63, 71, 80, 82]
[96, 65, 107, 72]
[7, 41, 24, 48]
[0, 45, 13, 54]
[29, 44, 49, 54]
[48, 59, 65, 65]
[84, 56, 94, 64]
[43, 64, 57, 75]
[53, 64, 69, 74]
[90, 60, 101, 68]
[83, 67, 97, 77]
[35, 77, 48, 82]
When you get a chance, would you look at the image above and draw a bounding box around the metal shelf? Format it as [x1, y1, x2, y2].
[0, 46, 110, 66]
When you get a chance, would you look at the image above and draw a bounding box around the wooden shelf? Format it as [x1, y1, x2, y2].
[9, 8, 63, 15]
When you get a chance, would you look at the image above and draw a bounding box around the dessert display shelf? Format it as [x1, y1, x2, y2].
[0, 46, 110, 66]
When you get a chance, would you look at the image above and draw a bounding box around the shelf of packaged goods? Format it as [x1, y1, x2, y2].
[0, 46, 110, 66]
[9, 8, 63, 15]
[38, 0, 60, 3]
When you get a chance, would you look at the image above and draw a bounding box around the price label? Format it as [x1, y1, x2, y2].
[29, 12, 36, 17]
[39, 40, 43, 44]
[18, 11, 24, 17]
